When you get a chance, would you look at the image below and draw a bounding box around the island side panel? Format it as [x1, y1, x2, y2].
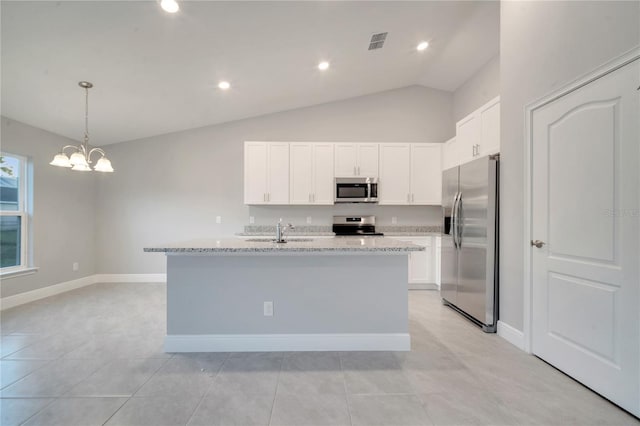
[165, 253, 409, 351]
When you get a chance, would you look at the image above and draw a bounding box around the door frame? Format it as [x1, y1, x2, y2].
[522, 47, 640, 354]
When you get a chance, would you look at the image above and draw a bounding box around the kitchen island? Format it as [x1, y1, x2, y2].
[144, 237, 423, 352]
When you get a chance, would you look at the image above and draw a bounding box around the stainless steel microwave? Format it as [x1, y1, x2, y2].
[335, 177, 378, 203]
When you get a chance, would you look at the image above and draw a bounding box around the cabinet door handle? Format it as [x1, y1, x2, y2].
[354, 166, 357, 176]
[312, 193, 315, 203]
[267, 193, 270, 202]
[357, 166, 360, 175]
[407, 194, 410, 202]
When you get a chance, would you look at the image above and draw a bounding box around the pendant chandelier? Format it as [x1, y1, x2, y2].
[49, 81, 114, 172]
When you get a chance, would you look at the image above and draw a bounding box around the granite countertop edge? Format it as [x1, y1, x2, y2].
[144, 246, 424, 253]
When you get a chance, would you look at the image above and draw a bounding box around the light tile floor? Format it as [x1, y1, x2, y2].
[1, 283, 638, 426]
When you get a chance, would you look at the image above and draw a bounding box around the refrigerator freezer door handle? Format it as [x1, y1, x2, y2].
[456, 194, 463, 248]
[452, 192, 460, 249]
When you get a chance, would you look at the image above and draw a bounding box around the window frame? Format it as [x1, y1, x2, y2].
[0, 152, 33, 277]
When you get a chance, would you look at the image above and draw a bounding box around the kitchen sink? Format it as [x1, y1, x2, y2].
[245, 238, 314, 243]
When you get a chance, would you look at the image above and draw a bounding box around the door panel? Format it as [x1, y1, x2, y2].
[548, 101, 616, 263]
[411, 144, 442, 205]
[531, 59, 639, 416]
[458, 156, 492, 325]
[479, 98, 500, 156]
[379, 144, 411, 205]
[244, 142, 268, 204]
[312, 144, 334, 204]
[440, 167, 459, 304]
[456, 114, 479, 165]
[358, 144, 379, 177]
[289, 143, 312, 204]
[334, 144, 357, 177]
[267, 143, 290, 204]
[547, 273, 618, 363]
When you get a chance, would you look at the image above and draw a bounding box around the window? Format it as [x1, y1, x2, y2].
[1, 153, 31, 275]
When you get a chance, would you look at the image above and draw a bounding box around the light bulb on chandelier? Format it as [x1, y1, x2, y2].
[49, 81, 114, 173]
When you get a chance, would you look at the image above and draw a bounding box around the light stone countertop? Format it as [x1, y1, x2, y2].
[144, 236, 425, 254]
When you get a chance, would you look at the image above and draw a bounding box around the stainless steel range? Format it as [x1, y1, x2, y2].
[332, 215, 384, 236]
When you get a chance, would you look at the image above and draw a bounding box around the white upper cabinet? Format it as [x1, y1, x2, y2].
[478, 97, 500, 156]
[456, 112, 481, 165]
[289, 143, 334, 205]
[334, 143, 379, 177]
[379, 143, 442, 205]
[246, 141, 442, 206]
[442, 137, 459, 171]
[379, 144, 411, 204]
[357, 144, 379, 177]
[453, 96, 500, 167]
[244, 141, 289, 204]
[411, 144, 442, 205]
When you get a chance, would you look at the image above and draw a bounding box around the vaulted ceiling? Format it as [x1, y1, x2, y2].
[1, 1, 499, 145]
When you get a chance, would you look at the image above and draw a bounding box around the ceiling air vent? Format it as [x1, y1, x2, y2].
[368, 32, 388, 50]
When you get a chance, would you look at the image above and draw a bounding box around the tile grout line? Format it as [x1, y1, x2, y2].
[338, 353, 355, 426]
[0, 358, 55, 391]
[183, 352, 231, 426]
[98, 356, 171, 426]
[14, 396, 58, 426]
[267, 353, 285, 426]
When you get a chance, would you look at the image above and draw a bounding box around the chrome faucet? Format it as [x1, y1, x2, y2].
[275, 221, 295, 243]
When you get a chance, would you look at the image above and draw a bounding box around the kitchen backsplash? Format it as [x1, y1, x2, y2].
[239, 225, 441, 236]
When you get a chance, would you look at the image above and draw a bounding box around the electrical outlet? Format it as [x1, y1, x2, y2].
[249, 216, 255, 224]
[392, 216, 398, 224]
[72, 262, 79, 272]
[306, 216, 312, 224]
[263, 301, 273, 317]
[216, 216, 222, 224]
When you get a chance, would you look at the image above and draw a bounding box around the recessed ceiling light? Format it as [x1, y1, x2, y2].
[160, 0, 179, 13]
[318, 61, 330, 71]
[417, 41, 429, 51]
[218, 81, 231, 90]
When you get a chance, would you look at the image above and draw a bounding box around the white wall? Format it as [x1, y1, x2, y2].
[500, 1, 639, 331]
[453, 55, 500, 122]
[0, 118, 96, 298]
[96, 85, 453, 274]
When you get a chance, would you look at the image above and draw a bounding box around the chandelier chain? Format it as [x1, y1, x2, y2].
[84, 85, 89, 145]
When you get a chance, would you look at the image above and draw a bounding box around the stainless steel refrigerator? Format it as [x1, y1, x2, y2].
[441, 154, 499, 332]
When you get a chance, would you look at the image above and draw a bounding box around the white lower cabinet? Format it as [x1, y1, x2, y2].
[389, 236, 439, 289]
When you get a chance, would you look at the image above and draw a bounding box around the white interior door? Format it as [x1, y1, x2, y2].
[531, 58, 639, 416]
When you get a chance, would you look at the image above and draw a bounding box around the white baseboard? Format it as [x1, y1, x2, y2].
[0, 275, 98, 310]
[497, 320, 526, 351]
[1, 273, 167, 310]
[164, 333, 411, 352]
[93, 273, 166, 283]
[409, 283, 438, 290]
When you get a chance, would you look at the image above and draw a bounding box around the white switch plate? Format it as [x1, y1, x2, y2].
[216, 216, 222, 224]
[249, 216, 255, 224]
[72, 262, 79, 272]
[263, 301, 274, 316]
[391, 217, 397, 224]
[306, 216, 312, 224]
